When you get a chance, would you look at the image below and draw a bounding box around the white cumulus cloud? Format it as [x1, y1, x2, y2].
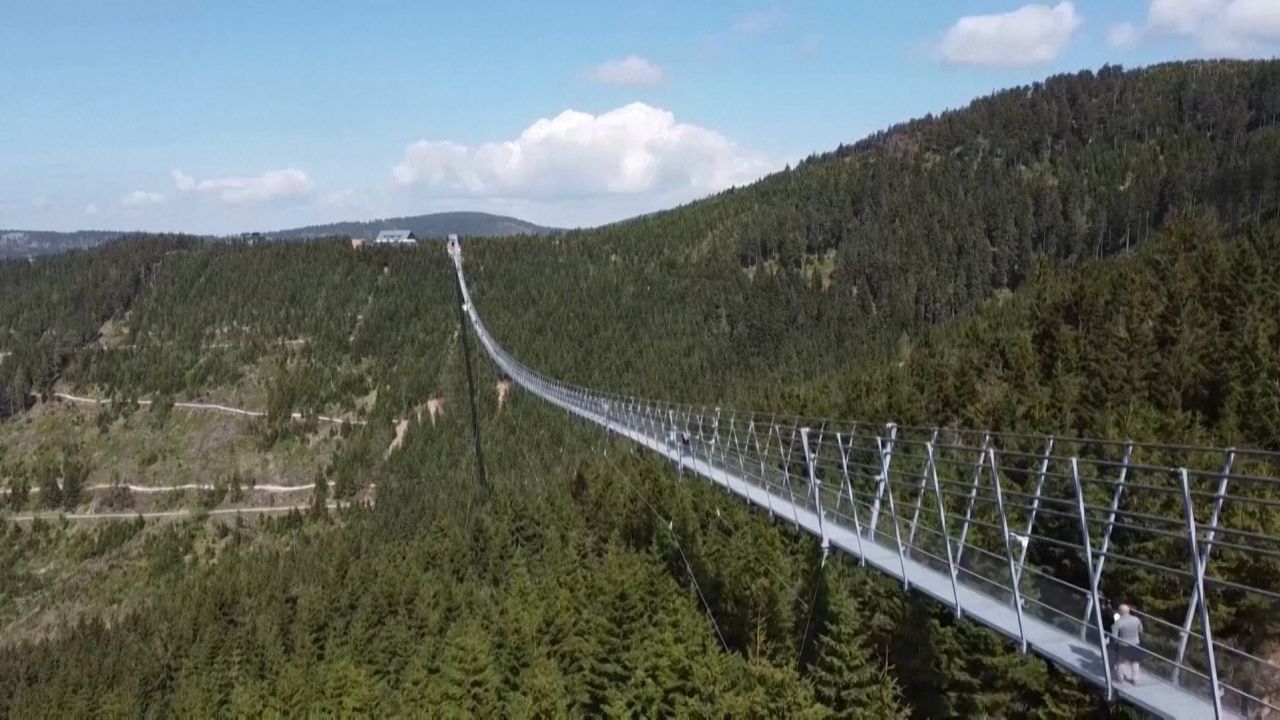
[1108, 22, 1142, 48]
[171, 168, 314, 205]
[1147, 0, 1280, 54]
[84, 203, 99, 216]
[1149, 0, 1222, 33]
[391, 103, 776, 205]
[592, 56, 664, 86]
[172, 170, 196, 192]
[940, 2, 1082, 67]
[121, 190, 165, 207]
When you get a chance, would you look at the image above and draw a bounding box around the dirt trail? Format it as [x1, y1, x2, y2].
[8, 501, 340, 525]
[386, 419, 410, 458]
[43, 392, 366, 426]
[3, 481, 316, 497]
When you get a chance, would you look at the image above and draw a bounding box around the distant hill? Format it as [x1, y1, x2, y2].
[0, 212, 556, 261]
[267, 211, 559, 240]
[0, 230, 127, 260]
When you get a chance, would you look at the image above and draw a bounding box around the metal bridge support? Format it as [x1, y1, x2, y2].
[1071, 458, 1113, 702]
[730, 418, 754, 506]
[692, 407, 707, 471]
[878, 433, 911, 590]
[603, 401, 613, 446]
[778, 423, 802, 529]
[711, 407, 721, 475]
[908, 429, 942, 549]
[927, 443, 963, 618]
[868, 423, 898, 533]
[1179, 468, 1225, 720]
[954, 433, 992, 568]
[989, 449, 1028, 654]
[753, 420, 778, 521]
[1174, 451, 1233, 688]
[802, 427, 830, 557]
[835, 432, 867, 565]
[1017, 437, 1054, 580]
[1080, 442, 1132, 639]
[668, 409, 681, 477]
[452, 266, 489, 495]
[725, 415, 749, 501]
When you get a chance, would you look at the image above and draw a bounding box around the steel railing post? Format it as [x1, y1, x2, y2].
[725, 414, 747, 500]
[954, 433, 991, 567]
[1179, 468, 1225, 719]
[1070, 458, 1113, 701]
[868, 423, 897, 532]
[836, 432, 867, 564]
[1018, 437, 1054, 574]
[779, 423, 802, 529]
[989, 449, 1028, 654]
[802, 427, 829, 556]
[754, 419, 777, 520]
[879, 433, 911, 590]
[807, 423, 826, 513]
[730, 419, 753, 504]
[836, 429, 858, 516]
[717, 410, 733, 494]
[1081, 443, 1132, 638]
[670, 407, 680, 468]
[908, 429, 942, 548]
[928, 443, 962, 618]
[695, 406, 709, 473]
[1174, 451, 1234, 687]
[670, 409, 683, 478]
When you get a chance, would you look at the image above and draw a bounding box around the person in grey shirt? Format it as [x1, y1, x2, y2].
[1113, 604, 1145, 683]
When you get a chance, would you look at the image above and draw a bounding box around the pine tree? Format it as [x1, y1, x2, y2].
[810, 579, 908, 719]
[429, 618, 501, 717]
[503, 653, 569, 719]
[310, 472, 329, 520]
[740, 656, 827, 719]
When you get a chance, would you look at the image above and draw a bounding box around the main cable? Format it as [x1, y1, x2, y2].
[453, 255, 489, 496]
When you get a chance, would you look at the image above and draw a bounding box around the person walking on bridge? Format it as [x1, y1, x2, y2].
[1112, 603, 1144, 684]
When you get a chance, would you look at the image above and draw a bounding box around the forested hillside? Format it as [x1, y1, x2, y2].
[2, 60, 1280, 718]
[0, 230, 127, 261]
[469, 60, 1280, 403]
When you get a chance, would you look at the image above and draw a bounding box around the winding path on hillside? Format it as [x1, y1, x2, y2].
[8, 501, 339, 525]
[44, 392, 366, 426]
[8, 481, 316, 496]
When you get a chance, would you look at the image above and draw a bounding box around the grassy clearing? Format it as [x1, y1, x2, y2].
[0, 398, 337, 500]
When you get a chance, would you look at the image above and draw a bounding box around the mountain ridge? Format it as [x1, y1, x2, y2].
[0, 211, 558, 260]
[265, 210, 560, 240]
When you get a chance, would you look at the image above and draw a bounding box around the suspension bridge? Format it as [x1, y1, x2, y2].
[449, 240, 1280, 720]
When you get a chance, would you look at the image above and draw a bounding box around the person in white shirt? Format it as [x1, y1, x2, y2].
[1112, 604, 1144, 684]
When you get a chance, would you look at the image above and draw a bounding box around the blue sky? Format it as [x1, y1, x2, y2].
[2, 1, 1277, 234]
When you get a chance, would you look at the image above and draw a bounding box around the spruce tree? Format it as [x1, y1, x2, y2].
[810, 580, 908, 719]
